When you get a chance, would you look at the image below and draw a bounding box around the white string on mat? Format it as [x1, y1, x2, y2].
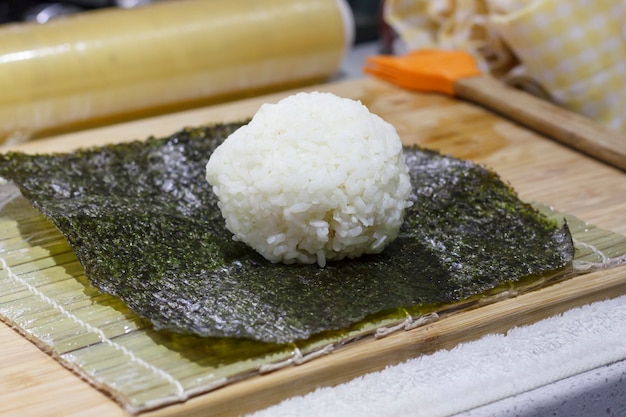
[572, 238, 626, 271]
[0, 255, 187, 401]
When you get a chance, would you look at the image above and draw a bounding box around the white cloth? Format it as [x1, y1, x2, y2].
[248, 293, 626, 417]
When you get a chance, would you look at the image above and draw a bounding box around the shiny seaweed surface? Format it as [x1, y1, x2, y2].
[0, 123, 574, 343]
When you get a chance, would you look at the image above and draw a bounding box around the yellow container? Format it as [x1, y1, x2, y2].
[0, 0, 353, 142]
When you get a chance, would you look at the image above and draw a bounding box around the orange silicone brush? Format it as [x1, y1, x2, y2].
[365, 50, 626, 172]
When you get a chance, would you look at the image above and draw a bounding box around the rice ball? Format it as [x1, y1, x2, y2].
[205, 91, 412, 267]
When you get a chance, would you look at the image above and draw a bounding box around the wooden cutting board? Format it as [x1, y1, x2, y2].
[2, 77, 626, 417]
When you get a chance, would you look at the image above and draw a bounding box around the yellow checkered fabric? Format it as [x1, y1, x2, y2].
[385, 0, 626, 134]
[492, 0, 626, 134]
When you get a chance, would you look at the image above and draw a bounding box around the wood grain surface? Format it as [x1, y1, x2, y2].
[1, 77, 625, 417]
[454, 75, 626, 171]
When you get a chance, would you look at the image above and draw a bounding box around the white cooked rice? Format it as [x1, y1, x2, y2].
[205, 91, 412, 267]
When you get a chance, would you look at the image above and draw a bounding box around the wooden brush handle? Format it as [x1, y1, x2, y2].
[454, 76, 626, 172]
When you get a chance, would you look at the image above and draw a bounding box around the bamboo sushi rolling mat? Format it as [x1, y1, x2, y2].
[2, 77, 626, 417]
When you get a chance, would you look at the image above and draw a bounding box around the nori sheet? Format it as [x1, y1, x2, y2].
[0, 123, 574, 343]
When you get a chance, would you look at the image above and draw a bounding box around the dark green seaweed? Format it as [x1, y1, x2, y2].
[0, 123, 574, 343]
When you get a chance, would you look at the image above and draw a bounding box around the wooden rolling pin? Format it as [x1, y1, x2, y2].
[0, 0, 353, 143]
[365, 50, 626, 172]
